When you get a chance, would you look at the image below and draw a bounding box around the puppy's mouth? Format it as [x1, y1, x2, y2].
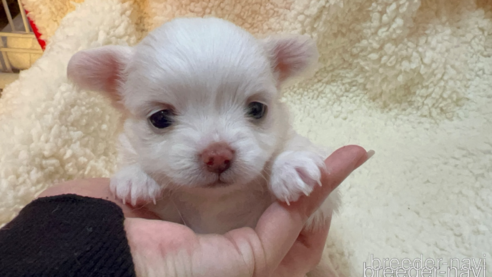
[204, 177, 232, 188]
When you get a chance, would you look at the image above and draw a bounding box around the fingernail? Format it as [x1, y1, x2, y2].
[355, 149, 375, 169]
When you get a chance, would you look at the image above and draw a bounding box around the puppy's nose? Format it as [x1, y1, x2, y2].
[201, 142, 234, 174]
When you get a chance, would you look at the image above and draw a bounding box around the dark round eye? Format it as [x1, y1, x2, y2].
[247, 102, 267, 119]
[149, 110, 173, 129]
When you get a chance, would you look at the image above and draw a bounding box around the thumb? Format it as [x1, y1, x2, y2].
[253, 145, 372, 274]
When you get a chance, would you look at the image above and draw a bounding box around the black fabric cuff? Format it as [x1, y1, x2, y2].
[0, 194, 136, 277]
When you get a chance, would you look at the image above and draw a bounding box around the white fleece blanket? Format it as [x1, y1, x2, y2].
[1, 0, 491, 276]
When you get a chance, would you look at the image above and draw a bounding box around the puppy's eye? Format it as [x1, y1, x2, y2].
[149, 110, 173, 129]
[247, 102, 267, 120]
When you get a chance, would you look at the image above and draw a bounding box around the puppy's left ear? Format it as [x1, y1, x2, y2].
[67, 45, 133, 106]
[261, 35, 319, 84]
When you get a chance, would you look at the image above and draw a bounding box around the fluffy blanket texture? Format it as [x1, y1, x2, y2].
[1, 0, 491, 276]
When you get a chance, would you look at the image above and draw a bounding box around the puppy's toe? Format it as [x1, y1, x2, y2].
[270, 151, 325, 204]
[110, 166, 162, 206]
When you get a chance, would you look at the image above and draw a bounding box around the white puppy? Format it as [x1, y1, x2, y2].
[68, 17, 340, 275]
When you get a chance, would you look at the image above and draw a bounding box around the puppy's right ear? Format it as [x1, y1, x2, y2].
[67, 46, 132, 105]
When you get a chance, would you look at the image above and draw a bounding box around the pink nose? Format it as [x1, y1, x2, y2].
[201, 142, 234, 174]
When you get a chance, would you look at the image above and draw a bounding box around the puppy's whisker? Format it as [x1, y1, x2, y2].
[258, 171, 269, 183]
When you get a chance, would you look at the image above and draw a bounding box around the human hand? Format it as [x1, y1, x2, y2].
[40, 145, 371, 277]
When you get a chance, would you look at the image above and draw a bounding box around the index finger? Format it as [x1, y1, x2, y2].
[255, 145, 372, 274]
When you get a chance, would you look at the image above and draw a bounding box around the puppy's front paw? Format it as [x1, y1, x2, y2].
[270, 151, 326, 204]
[110, 165, 162, 206]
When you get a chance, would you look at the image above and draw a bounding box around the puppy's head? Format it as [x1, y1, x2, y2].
[68, 17, 318, 189]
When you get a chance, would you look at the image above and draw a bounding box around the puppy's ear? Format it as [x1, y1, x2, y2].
[261, 35, 319, 84]
[67, 46, 132, 105]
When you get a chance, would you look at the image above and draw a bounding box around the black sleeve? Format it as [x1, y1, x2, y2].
[0, 194, 137, 277]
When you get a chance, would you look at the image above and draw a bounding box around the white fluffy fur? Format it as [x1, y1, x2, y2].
[3, 0, 491, 276]
[67, 17, 339, 273]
